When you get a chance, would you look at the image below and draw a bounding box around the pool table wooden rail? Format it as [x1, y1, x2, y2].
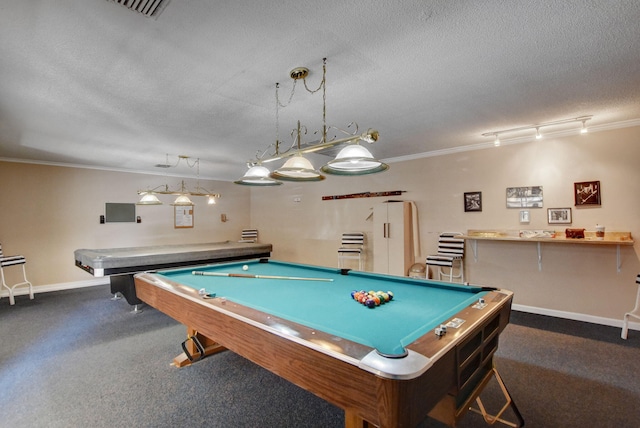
[134, 272, 514, 428]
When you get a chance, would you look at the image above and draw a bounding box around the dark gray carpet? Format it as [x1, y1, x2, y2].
[1, 287, 639, 427]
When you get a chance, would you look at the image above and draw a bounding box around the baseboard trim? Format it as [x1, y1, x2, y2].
[0, 278, 108, 299]
[513, 303, 639, 332]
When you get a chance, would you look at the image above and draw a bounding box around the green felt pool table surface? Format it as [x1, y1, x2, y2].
[135, 258, 517, 427]
[156, 259, 488, 356]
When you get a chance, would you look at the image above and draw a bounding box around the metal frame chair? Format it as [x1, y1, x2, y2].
[426, 232, 465, 283]
[337, 232, 365, 271]
[621, 274, 640, 339]
[0, 244, 34, 305]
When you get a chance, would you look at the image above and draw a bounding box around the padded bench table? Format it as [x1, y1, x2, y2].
[74, 241, 272, 309]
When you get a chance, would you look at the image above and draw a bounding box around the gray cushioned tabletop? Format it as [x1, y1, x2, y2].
[75, 241, 272, 272]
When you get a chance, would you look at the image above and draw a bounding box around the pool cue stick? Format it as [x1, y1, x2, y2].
[191, 271, 333, 282]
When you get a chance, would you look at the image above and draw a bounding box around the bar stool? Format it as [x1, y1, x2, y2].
[0, 244, 34, 305]
[426, 232, 465, 283]
[337, 232, 365, 271]
[621, 274, 640, 339]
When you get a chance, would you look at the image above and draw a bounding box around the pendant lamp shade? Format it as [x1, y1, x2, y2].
[321, 144, 389, 175]
[171, 195, 194, 206]
[234, 165, 282, 186]
[137, 192, 163, 205]
[270, 154, 325, 181]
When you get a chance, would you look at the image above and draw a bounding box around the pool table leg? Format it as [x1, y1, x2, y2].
[172, 328, 227, 368]
[344, 410, 374, 428]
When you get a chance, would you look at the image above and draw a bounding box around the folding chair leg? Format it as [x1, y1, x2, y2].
[622, 315, 630, 339]
[1, 265, 34, 306]
[468, 368, 524, 427]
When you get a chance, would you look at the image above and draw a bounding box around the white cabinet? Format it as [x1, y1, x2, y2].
[373, 201, 414, 276]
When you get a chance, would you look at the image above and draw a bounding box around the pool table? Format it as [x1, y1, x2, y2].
[74, 241, 272, 308]
[134, 259, 519, 427]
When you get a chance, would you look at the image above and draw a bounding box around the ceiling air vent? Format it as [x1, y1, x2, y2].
[108, 0, 169, 18]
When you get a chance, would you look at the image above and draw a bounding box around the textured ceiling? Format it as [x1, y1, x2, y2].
[1, 0, 640, 181]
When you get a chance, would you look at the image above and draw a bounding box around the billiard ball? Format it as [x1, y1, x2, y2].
[242, 265, 249, 271]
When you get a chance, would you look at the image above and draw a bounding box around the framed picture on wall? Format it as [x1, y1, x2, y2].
[464, 191, 482, 212]
[574, 181, 601, 206]
[174, 205, 194, 228]
[547, 207, 572, 224]
[506, 186, 543, 208]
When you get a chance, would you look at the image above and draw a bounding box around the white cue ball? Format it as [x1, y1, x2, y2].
[242, 265, 249, 271]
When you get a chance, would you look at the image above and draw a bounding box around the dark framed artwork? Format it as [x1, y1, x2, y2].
[574, 181, 601, 206]
[464, 191, 482, 212]
[506, 186, 543, 208]
[548, 207, 572, 224]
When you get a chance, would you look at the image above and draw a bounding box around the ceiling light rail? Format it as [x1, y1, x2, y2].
[483, 115, 592, 146]
[137, 156, 220, 205]
[235, 58, 388, 186]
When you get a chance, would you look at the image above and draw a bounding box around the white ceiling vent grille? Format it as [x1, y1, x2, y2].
[108, 0, 168, 18]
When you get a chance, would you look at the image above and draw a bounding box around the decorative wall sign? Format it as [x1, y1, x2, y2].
[574, 181, 601, 206]
[548, 207, 572, 224]
[322, 190, 405, 201]
[464, 191, 482, 212]
[174, 206, 194, 228]
[506, 186, 543, 208]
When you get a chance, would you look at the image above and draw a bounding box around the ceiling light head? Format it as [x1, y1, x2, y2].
[234, 165, 282, 186]
[171, 195, 194, 206]
[494, 134, 501, 146]
[137, 192, 163, 205]
[270, 154, 325, 182]
[535, 127, 542, 139]
[580, 119, 588, 134]
[321, 144, 389, 175]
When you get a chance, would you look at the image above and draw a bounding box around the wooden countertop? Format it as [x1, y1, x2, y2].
[461, 230, 634, 246]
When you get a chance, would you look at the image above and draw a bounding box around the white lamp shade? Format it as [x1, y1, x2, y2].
[171, 195, 194, 206]
[137, 193, 162, 205]
[234, 165, 282, 186]
[270, 154, 325, 181]
[321, 144, 389, 175]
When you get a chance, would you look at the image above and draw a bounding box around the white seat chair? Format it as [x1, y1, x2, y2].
[0, 243, 34, 305]
[621, 274, 640, 339]
[426, 232, 465, 283]
[338, 232, 365, 271]
[239, 229, 258, 243]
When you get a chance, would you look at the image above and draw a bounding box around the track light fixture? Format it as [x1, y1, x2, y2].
[580, 119, 589, 134]
[535, 127, 542, 140]
[235, 58, 387, 186]
[483, 116, 592, 145]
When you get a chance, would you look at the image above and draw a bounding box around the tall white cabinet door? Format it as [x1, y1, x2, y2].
[373, 201, 414, 276]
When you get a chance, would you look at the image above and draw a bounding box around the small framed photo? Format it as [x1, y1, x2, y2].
[547, 208, 572, 224]
[574, 181, 601, 206]
[464, 191, 482, 212]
